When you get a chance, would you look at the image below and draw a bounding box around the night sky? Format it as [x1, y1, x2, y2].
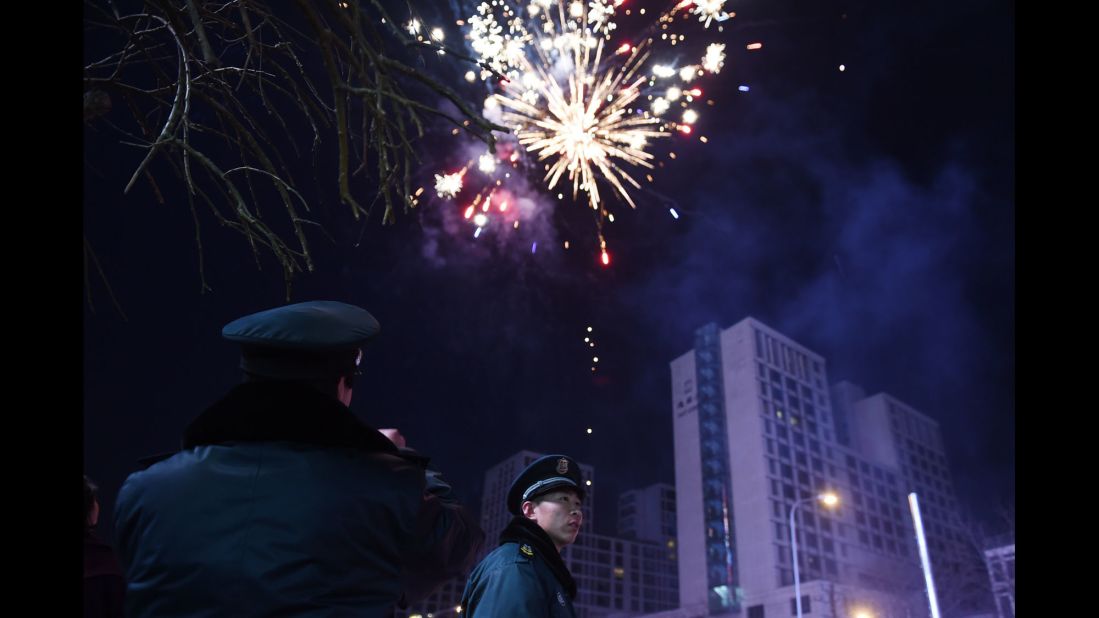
[83, 0, 1014, 541]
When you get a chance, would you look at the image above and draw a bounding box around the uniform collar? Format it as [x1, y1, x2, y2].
[181, 381, 399, 455]
[500, 516, 577, 600]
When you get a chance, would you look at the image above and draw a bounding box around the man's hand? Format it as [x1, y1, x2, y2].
[379, 428, 407, 449]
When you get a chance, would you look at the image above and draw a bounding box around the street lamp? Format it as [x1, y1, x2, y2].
[789, 492, 839, 618]
[851, 610, 875, 618]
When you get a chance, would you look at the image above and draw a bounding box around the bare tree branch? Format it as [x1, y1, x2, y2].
[85, 0, 511, 302]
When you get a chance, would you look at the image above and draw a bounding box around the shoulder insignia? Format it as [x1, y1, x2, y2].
[519, 543, 534, 557]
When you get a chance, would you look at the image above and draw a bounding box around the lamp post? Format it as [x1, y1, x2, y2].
[789, 492, 839, 618]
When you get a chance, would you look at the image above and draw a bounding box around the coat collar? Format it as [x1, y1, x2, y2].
[181, 381, 399, 455]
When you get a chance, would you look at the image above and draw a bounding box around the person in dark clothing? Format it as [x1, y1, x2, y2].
[84, 475, 125, 618]
[460, 454, 585, 617]
[114, 300, 484, 617]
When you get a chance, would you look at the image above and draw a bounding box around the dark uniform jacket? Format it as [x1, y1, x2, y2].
[115, 381, 484, 618]
[460, 517, 577, 618]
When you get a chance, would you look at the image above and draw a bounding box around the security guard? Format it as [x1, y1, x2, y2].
[114, 301, 484, 617]
[460, 454, 585, 617]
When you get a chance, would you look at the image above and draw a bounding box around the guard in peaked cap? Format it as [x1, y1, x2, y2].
[221, 300, 381, 381]
[506, 454, 586, 516]
[114, 299, 485, 617]
[461, 454, 585, 617]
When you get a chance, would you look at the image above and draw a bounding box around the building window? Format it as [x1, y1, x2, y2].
[748, 604, 765, 618]
[789, 596, 811, 615]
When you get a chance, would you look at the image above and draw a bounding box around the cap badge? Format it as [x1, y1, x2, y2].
[556, 458, 569, 474]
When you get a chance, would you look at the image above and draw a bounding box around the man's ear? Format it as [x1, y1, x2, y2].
[521, 500, 537, 519]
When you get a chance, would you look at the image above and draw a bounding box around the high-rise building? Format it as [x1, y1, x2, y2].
[669, 318, 974, 617]
[618, 483, 677, 543]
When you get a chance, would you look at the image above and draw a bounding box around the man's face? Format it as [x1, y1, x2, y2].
[523, 488, 583, 550]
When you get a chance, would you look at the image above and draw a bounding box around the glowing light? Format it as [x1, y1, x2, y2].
[431, 27, 445, 42]
[478, 153, 497, 173]
[819, 492, 839, 507]
[652, 65, 676, 78]
[463, 205, 474, 219]
[677, 124, 692, 134]
[669, 208, 679, 219]
[473, 213, 488, 227]
[746, 42, 763, 50]
[407, 19, 421, 35]
[435, 171, 464, 198]
[703, 43, 725, 73]
[616, 43, 632, 55]
[584, 337, 590, 342]
[679, 65, 699, 82]
[601, 250, 610, 266]
[839, 64, 846, 71]
[587, 326, 592, 332]
[570, 2, 585, 17]
[585, 480, 592, 486]
[593, 356, 599, 362]
[652, 97, 670, 115]
[738, 85, 750, 92]
[465, 71, 477, 82]
[682, 109, 698, 124]
[691, 0, 729, 28]
[587, 427, 593, 434]
[473, 227, 483, 238]
[532, 241, 538, 253]
[909, 493, 942, 618]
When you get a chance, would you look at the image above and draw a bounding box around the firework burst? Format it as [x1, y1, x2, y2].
[422, 0, 750, 264]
